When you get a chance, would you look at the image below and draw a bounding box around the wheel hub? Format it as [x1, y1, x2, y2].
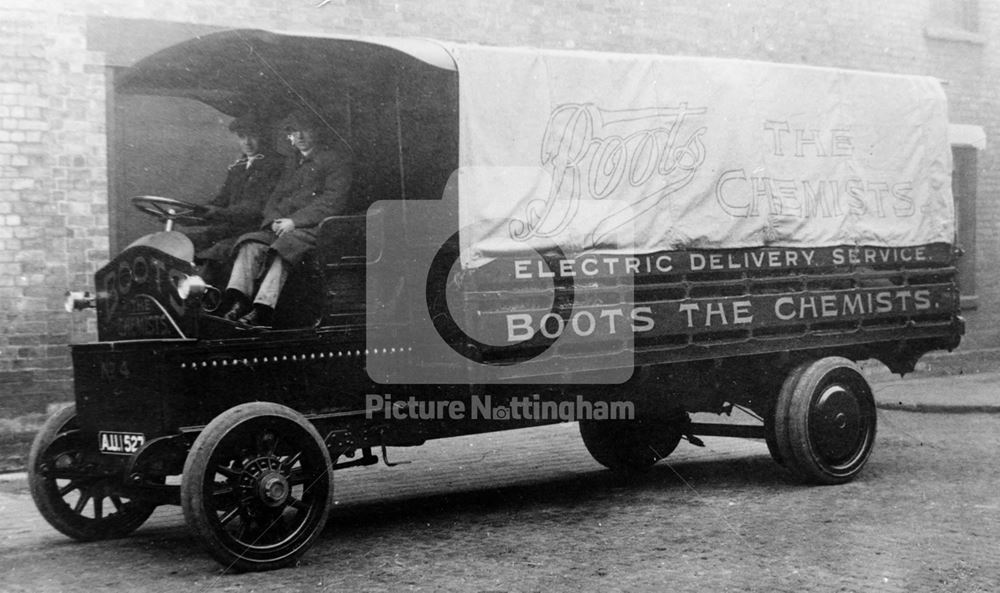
[811, 385, 863, 462]
[257, 471, 290, 507]
[54, 452, 75, 469]
[240, 457, 291, 509]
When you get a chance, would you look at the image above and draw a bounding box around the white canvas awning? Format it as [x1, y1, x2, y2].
[448, 45, 954, 268]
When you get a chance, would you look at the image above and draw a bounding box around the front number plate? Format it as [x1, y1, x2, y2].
[99, 431, 145, 455]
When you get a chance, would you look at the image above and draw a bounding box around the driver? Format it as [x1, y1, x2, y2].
[221, 109, 354, 327]
[187, 114, 283, 284]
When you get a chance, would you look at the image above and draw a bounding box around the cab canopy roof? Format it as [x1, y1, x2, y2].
[116, 28, 456, 118]
[119, 29, 460, 208]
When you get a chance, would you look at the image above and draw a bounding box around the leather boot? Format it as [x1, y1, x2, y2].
[238, 304, 274, 327]
[222, 291, 251, 321]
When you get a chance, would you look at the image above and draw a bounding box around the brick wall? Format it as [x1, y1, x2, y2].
[0, 0, 997, 416]
[0, 7, 109, 416]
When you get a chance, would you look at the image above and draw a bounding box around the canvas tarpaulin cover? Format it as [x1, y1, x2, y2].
[448, 45, 953, 269]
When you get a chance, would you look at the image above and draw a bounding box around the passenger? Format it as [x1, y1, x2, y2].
[188, 115, 283, 285]
[222, 109, 354, 327]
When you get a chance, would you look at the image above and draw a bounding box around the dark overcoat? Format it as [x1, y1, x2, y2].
[234, 142, 354, 266]
[193, 152, 283, 262]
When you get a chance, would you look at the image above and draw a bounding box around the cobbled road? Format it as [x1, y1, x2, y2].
[1, 409, 998, 593]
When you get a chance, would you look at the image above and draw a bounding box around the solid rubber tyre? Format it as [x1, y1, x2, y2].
[180, 402, 333, 572]
[579, 416, 683, 474]
[767, 362, 811, 468]
[763, 409, 784, 467]
[774, 357, 877, 484]
[28, 405, 157, 541]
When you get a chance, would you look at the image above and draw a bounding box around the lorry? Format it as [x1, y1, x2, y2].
[29, 28, 963, 572]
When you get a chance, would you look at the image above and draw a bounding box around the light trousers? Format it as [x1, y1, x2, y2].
[226, 242, 289, 308]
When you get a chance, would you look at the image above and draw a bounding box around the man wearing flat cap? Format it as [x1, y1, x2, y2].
[223, 109, 354, 326]
[189, 114, 283, 282]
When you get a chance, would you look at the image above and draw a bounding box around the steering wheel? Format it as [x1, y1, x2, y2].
[132, 196, 210, 230]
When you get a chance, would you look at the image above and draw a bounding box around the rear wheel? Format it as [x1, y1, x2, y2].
[763, 363, 810, 467]
[181, 402, 332, 572]
[28, 405, 157, 540]
[763, 410, 783, 466]
[773, 357, 877, 484]
[579, 415, 684, 474]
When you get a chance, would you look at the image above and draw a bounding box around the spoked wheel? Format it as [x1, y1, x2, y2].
[28, 405, 157, 540]
[181, 403, 332, 572]
[772, 357, 877, 484]
[579, 415, 684, 474]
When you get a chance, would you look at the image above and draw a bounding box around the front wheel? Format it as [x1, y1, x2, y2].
[28, 405, 157, 540]
[773, 357, 877, 484]
[181, 402, 333, 572]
